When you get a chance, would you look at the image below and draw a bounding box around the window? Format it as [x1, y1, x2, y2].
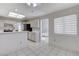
[15, 23, 22, 32]
[54, 15, 77, 34]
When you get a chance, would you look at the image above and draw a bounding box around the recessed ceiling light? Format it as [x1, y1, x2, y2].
[33, 3, 37, 7]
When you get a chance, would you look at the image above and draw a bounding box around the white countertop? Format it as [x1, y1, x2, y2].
[0, 31, 28, 34]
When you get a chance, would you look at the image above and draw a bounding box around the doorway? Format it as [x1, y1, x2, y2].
[40, 19, 49, 44]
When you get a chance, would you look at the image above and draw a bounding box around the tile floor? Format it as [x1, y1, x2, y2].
[5, 40, 79, 56]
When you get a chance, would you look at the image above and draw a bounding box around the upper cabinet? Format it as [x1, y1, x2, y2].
[30, 19, 40, 28]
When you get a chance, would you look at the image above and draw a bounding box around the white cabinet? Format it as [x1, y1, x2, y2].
[28, 31, 39, 42]
[30, 20, 40, 28]
[28, 32, 36, 42]
[0, 32, 27, 55]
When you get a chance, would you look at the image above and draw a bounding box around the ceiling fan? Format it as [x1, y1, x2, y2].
[27, 3, 40, 7]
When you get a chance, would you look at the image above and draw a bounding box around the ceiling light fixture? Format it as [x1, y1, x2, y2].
[27, 3, 38, 7]
[8, 12, 25, 19]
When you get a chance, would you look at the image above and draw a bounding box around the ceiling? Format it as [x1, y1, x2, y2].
[0, 3, 78, 20]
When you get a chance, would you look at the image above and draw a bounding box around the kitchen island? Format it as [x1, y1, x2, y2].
[0, 31, 28, 55]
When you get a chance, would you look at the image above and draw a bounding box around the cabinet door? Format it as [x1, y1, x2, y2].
[31, 20, 39, 28]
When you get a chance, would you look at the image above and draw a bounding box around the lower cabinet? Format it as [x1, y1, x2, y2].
[0, 32, 27, 55]
[28, 31, 39, 42]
